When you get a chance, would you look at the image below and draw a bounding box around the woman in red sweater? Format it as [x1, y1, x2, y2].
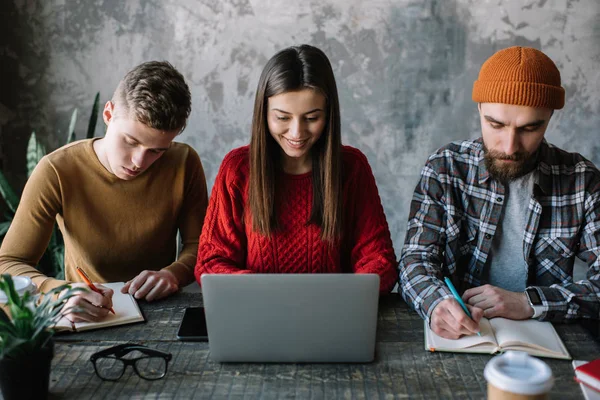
[195, 44, 398, 292]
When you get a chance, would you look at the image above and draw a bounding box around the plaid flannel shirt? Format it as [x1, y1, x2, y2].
[399, 138, 600, 323]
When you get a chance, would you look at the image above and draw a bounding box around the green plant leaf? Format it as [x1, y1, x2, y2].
[0, 220, 11, 236]
[0, 277, 82, 359]
[0, 169, 19, 214]
[0, 275, 22, 309]
[87, 92, 100, 139]
[41, 227, 65, 278]
[0, 335, 28, 359]
[0, 319, 18, 336]
[33, 284, 74, 316]
[0, 304, 10, 325]
[26, 131, 47, 178]
[66, 108, 78, 144]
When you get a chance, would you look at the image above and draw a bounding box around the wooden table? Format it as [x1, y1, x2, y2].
[48, 291, 599, 399]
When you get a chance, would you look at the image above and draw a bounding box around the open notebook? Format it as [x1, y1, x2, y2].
[54, 282, 145, 333]
[425, 317, 571, 360]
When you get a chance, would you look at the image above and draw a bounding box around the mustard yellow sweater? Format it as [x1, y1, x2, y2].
[0, 139, 208, 292]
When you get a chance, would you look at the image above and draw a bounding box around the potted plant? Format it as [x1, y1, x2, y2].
[0, 274, 83, 400]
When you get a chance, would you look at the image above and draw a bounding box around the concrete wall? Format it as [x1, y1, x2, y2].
[1, 0, 599, 257]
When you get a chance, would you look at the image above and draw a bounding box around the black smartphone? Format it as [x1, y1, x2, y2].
[176, 307, 209, 341]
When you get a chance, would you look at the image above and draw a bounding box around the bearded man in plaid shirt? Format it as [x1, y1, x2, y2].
[399, 46, 600, 340]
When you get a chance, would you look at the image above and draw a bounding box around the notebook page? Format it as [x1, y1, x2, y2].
[55, 282, 143, 332]
[490, 318, 570, 359]
[425, 317, 498, 351]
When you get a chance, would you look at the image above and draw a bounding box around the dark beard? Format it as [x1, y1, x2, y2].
[483, 144, 539, 183]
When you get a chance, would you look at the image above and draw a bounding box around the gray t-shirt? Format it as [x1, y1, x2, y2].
[485, 171, 535, 292]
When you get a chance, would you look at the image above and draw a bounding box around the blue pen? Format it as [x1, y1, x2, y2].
[444, 277, 481, 337]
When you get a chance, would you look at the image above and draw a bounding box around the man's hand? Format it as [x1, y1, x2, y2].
[462, 284, 534, 320]
[430, 298, 483, 339]
[62, 283, 114, 323]
[121, 270, 179, 302]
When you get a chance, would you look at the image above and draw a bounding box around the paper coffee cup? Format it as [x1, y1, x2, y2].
[0, 276, 37, 303]
[484, 351, 553, 399]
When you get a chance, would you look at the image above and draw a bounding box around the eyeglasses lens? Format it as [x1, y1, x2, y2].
[95, 357, 125, 381]
[135, 357, 168, 380]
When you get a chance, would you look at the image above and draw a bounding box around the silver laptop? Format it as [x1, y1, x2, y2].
[201, 273, 380, 362]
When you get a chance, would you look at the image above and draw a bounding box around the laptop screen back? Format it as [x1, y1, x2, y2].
[201, 273, 380, 362]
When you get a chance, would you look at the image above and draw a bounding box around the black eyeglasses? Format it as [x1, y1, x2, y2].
[90, 344, 172, 381]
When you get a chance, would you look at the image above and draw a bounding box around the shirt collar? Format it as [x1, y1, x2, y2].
[475, 138, 491, 185]
[534, 140, 552, 195]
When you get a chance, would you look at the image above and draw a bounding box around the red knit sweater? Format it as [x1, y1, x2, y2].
[195, 145, 398, 292]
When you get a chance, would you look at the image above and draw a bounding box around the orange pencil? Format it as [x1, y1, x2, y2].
[75, 267, 115, 314]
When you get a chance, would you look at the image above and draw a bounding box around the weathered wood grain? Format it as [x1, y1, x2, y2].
[45, 293, 598, 399]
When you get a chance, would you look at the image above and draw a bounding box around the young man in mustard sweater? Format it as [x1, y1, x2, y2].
[0, 61, 208, 322]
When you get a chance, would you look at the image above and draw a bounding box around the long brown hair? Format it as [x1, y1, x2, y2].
[249, 44, 342, 242]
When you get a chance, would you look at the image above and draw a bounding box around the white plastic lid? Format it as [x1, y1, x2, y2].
[0, 276, 37, 303]
[484, 351, 554, 395]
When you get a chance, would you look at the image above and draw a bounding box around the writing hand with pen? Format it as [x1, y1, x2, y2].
[430, 277, 484, 340]
[431, 298, 484, 340]
[62, 267, 115, 323]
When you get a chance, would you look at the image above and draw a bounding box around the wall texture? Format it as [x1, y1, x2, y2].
[1, 0, 599, 258]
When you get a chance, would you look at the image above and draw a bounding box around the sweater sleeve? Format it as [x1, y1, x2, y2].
[194, 152, 251, 282]
[345, 150, 398, 293]
[163, 147, 209, 286]
[0, 157, 68, 292]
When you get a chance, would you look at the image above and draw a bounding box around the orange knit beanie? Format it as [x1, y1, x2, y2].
[472, 46, 564, 109]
